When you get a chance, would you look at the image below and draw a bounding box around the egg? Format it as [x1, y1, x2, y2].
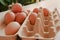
[29, 12, 37, 25]
[5, 22, 20, 35]
[43, 8, 49, 16]
[11, 3, 23, 13]
[4, 12, 15, 24]
[15, 12, 27, 24]
[33, 8, 39, 14]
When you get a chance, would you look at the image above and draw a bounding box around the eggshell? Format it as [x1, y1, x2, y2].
[33, 8, 39, 14]
[15, 12, 27, 24]
[11, 3, 23, 13]
[29, 12, 37, 25]
[5, 22, 20, 35]
[43, 8, 49, 16]
[4, 12, 15, 24]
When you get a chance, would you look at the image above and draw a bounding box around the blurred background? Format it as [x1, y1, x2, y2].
[0, 0, 41, 12]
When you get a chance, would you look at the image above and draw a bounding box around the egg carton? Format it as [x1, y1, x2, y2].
[17, 8, 60, 40]
[0, 10, 30, 40]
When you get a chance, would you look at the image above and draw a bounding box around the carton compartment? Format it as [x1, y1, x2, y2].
[17, 8, 60, 40]
[0, 10, 29, 40]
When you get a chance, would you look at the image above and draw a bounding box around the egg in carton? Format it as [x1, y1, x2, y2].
[0, 11, 17, 40]
[17, 7, 58, 40]
[0, 8, 30, 40]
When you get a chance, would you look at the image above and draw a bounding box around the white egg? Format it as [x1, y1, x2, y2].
[5, 22, 20, 35]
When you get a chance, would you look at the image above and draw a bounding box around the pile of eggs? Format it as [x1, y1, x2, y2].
[2, 1, 50, 35]
[29, 8, 49, 25]
[4, 3, 30, 35]
[23, 7, 54, 38]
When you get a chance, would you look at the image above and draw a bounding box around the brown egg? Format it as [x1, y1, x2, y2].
[29, 12, 37, 25]
[43, 8, 49, 16]
[15, 12, 27, 24]
[33, 8, 39, 14]
[11, 3, 23, 13]
[5, 22, 20, 35]
[4, 12, 15, 24]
